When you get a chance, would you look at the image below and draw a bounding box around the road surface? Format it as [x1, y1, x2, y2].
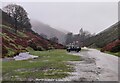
[64, 48, 119, 81]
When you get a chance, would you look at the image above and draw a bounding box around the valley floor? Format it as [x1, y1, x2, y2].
[1, 48, 119, 82]
[2, 49, 80, 81]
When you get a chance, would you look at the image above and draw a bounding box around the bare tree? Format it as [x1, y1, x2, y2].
[3, 4, 31, 33]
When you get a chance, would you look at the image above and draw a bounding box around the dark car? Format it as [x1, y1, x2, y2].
[66, 45, 81, 52]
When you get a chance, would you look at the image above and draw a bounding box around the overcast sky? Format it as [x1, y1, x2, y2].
[1, 1, 118, 34]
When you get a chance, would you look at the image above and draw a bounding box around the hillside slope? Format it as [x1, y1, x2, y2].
[31, 20, 65, 44]
[84, 22, 119, 48]
[1, 9, 64, 58]
[101, 39, 120, 52]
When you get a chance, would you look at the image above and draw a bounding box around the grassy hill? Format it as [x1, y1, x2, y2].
[101, 39, 120, 57]
[83, 21, 120, 56]
[84, 22, 119, 48]
[1, 9, 64, 58]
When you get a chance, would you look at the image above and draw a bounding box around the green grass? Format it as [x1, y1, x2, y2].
[2, 25, 27, 37]
[106, 51, 120, 57]
[17, 31, 28, 37]
[6, 47, 16, 57]
[95, 48, 101, 50]
[94, 48, 120, 57]
[2, 49, 80, 81]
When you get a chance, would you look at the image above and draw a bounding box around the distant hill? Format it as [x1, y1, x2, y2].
[31, 20, 66, 44]
[84, 22, 118, 48]
[1, 9, 64, 58]
[56, 28, 69, 34]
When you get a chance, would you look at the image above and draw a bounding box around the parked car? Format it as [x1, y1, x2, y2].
[66, 45, 81, 52]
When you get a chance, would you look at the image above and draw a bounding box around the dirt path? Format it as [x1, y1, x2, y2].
[63, 48, 119, 81]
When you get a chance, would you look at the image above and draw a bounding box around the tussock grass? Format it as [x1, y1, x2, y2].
[2, 49, 80, 81]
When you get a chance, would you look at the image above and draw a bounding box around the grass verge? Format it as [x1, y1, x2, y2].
[106, 51, 120, 57]
[94, 48, 120, 57]
[2, 49, 80, 81]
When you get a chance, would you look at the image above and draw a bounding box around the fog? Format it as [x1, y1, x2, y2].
[2, 1, 118, 34]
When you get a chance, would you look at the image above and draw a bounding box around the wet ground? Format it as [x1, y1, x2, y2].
[1, 48, 119, 81]
[63, 48, 118, 81]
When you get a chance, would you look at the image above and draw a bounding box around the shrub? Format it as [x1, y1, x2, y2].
[28, 42, 37, 51]
[28, 42, 44, 51]
[110, 44, 120, 52]
[2, 45, 8, 58]
[37, 46, 43, 51]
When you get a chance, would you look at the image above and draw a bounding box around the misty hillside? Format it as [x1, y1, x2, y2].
[84, 22, 118, 48]
[1, 9, 64, 57]
[31, 20, 66, 44]
[56, 28, 69, 34]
